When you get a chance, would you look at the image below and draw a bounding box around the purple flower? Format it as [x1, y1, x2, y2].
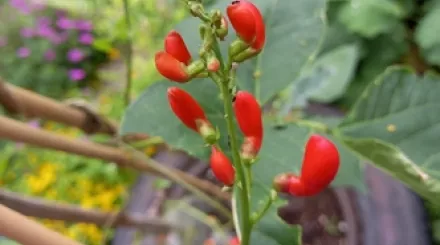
[68, 69, 86, 81]
[67, 48, 84, 63]
[75, 20, 93, 31]
[9, 0, 31, 14]
[36, 16, 51, 27]
[78, 33, 93, 45]
[20, 27, 35, 38]
[56, 17, 75, 30]
[49, 32, 68, 45]
[36, 24, 55, 38]
[28, 119, 41, 128]
[0, 37, 7, 47]
[44, 49, 56, 61]
[17, 47, 31, 58]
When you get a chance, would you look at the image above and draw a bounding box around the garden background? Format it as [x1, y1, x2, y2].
[2, 0, 440, 244]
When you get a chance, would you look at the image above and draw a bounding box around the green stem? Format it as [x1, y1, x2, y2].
[122, 0, 133, 107]
[219, 82, 252, 245]
[209, 28, 252, 245]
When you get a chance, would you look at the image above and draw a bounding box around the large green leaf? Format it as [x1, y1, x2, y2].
[306, 44, 359, 103]
[341, 137, 440, 204]
[336, 0, 411, 38]
[234, 0, 327, 104]
[338, 66, 440, 202]
[338, 27, 408, 108]
[233, 123, 364, 245]
[415, 5, 440, 66]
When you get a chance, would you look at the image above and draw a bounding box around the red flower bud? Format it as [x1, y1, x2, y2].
[299, 134, 340, 193]
[207, 56, 220, 72]
[227, 0, 265, 51]
[210, 147, 235, 186]
[273, 173, 296, 193]
[229, 236, 240, 245]
[167, 87, 209, 132]
[155, 52, 189, 82]
[233, 91, 263, 138]
[164, 30, 192, 65]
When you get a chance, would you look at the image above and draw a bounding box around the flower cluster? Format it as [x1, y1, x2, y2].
[153, 1, 341, 243]
[0, 0, 110, 98]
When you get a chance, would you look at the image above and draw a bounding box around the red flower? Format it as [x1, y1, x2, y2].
[273, 173, 296, 194]
[210, 147, 235, 186]
[164, 30, 192, 65]
[167, 87, 208, 132]
[227, 0, 265, 51]
[155, 52, 189, 82]
[300, 134, 340, 191]
[288, 175, 317, 197]
[233, 91, 263, 138]
[229, 236, 240, 245]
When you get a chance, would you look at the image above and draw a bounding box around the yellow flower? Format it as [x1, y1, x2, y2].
[94, 190, 118, 211]
[80, 224, 103, 244]
[80, 195, 96, 209]
[26, 163, 58, 194]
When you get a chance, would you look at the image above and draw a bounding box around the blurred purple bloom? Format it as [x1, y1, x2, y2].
[36, 16, 51, 27]
[44, 49, 56, 61]
[78, 33, 93, 45]
[56, 17, 75, 30]
[28, 119, 41, 128]
[67, 48, 84, 63]
[75, 20, 93, 31]
[20, 27, 35, 38]
[0, 37, 7, 47]
[49, 32, 68, 45]
[68, 69, 86, 81]
[9, 0, 31, 14]
[36, 24, 55, 37]
[17, 47, 31, 58]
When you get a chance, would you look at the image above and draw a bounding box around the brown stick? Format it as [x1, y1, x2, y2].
[0, 116, 231, 201]
[0, 189, 177, 232]
[0, 204, 83, 245]
[0, 78, 117, 135]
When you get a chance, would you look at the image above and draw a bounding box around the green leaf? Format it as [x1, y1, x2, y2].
[338, 28, 408, 108]
[305, 44, 359, 103]
[415, 5, 440, 66]
[337, 0, 406, 38]
[235, 0, 327, 104]
[338, 66, 440, 202]
[120, 80, 230, 159]
[341, 137, 440, 204]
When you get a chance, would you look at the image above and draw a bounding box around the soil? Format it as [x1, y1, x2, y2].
[278, 188, 362, 245]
